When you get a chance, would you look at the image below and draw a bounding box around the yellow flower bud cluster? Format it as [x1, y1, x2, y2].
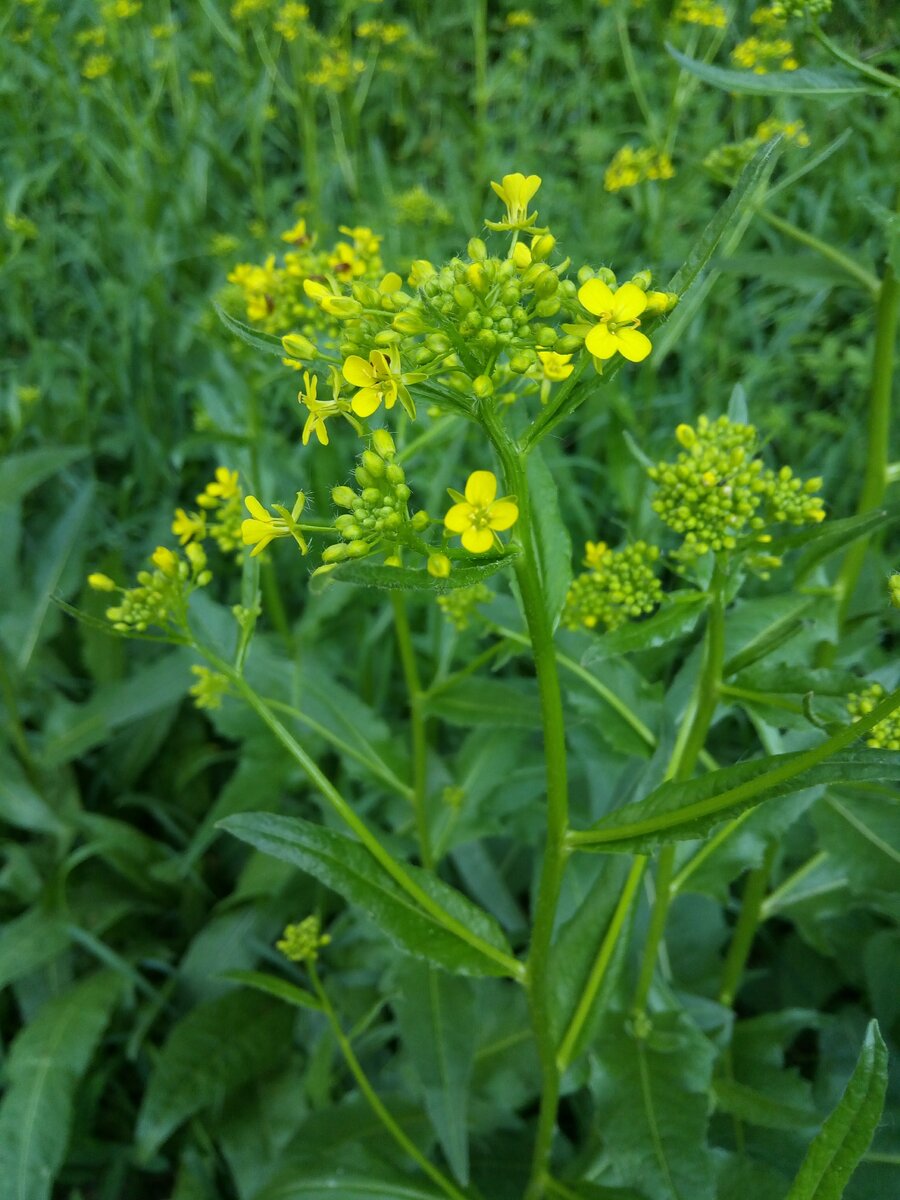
[648, 416, 825, 561]
[890, 575, 900, 610]
[189, 665, 229, 710]
[704, 118, 809, 180]
[847, 684, 900, 751]
[768, 0, 831, 18]
[184, 467, 245, 555]
[325, 431, 424, 566]
[732, 9, 799, 73]
[98, 543, 212, 633]
[673, 0, 728, 28]
[604, 146, 675, 194]
[563, 541, 663, 632]
[273, 3, 310, 41]
[276, 916, 331, 963]
[437, 583, 493, 630]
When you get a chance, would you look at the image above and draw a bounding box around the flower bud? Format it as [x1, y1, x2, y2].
[453, 284, 475, 310]
[427, 554, 452, 579]
[530, 233, 556, 261]
[467, 237, 487, 262]
[151, 546, 179, 577]
[346, 540, 370, 559]
[332, 485, 357, 509]
[466, 262, 489, 293]
[88, 572, 116, 592]
[535, 297, 561, 317]
[512, 242, 532, 270]
[597, 267, 617, 286]
[472, 375, 494, 398]
[408, 260, 435, 287]
[374, 328, 401, 346]
[534, 271, 559, 299]
[322, 543, 349, 563]
[410, 510, 430, 531]
[555, 334, 582, 354]
[355, 467, 375, 488]
[393, 309, 425, 334]
[536, 326, 557, 346]
[385, 463, 405, 485]
[281, 332, 316, 360]
[509, 351, 533, 373]
[675, 424, 696, 449]
[361, 450, 385, 478]
[630, 270, 652, 291]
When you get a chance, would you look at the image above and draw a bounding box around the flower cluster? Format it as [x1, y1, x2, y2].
[732, 6, 799, 72]
[673, 0, 728, 28]
[847, 684, 900, 750]
[226, 221, 384, 335]
[704, 117, 809, 180]
[437, 583, 494, 630]
[604, 146, 675, 193]
[563, 541, 663, 632]
[277, 916, 331, 963]
[648, 416, 825, 561]
[172, 467, 245, 555]
[189, 665, 229, 710]
[90, 544, 212, 633]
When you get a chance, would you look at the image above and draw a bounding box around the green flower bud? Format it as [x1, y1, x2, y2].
[372, 428, 396, 459]
[361, 450, 385, 478]
[374, 329, 401, 346]
[536, 326, 557, 346]
[385, 463, 405, 485]
[467, 237, 488, 262]
[509, 351, 533, 373]
[472, 374, 494, 398]
[576, 265, 595, 285]
[531, 233, 556, 261]
[361, 487, 382, 505]
[346, 540, 370, 558]
[393, 309, 426, 334]
[597, 267, 617, 286]
[535, 297, 561, 317]
[534, 271, 559, 299]
[453, 284, 475, 310]
[281, 332, 316, 360]
[427, 553, 452, 579]
[355, 467, 375, 488]
[322, 543, 349, 563]
[410, 510, 430, 531]
[394, 483, 411, 502]
[630, 270, 652, 291]
[555, 334, 582, 353]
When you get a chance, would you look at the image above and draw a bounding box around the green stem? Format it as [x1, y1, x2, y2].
[718, 841, 778, 1006]
[616, 13, 660, 140]
[484, 410, 570, 1200]
[754, 206, 880, 295]
[200, 647, 524, 982]
[812, 26, 900, 92]
[670, 807, 756, 895]
[719, 683, 803, 714]
[391, 594, 433, 869]
[472, 0, 488, 222]
[832, 259, 899, 633]
[309, 966, 469, 1200]
[632, 559, 727, 1017]
[556, 856, 646, 1073]
[759, 849, 830, 919]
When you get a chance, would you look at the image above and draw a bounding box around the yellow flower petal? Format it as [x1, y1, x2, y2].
[342, 355, 374, 388]
[351, 387, 383, 418]
[610, 282, 648, 322]
[369, 349, 395, 378]
[242, 519, 272, 545]
[379, 272, 403, 294]
[487, 500, 518, 531]
[584, 324, 619, 359]
[615, 327, 652, 362]
[461, 526, 495, 554]
[464, 470, 497, 507]
[578, 278, 616, 317]
[244, 495, 270, 522]
[444, 502, 473, 533]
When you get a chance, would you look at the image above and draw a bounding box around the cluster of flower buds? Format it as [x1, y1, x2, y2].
[563, 540, 663, 632]
[649, 416, 824, 561]
[324, 430, 428, 567]
[847, 684, 900, 751]
[276, 915, 331, 963]
[90, 543, 212, 633]
[437, 582, 493, 630]
[172, 467, 244, 556]
[189, 665, 229, 710]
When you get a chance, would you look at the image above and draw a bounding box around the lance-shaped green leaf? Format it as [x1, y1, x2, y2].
[253, 1173, 445, 1200]
[0, 446, 88, 507]
[319, 551, 518, 594]
[581, 593, 709, 666]
[393, 962, 477, 1185]
[785, 1021, 888, 1200]
[666, 45, 876, 97]
[220, 813, 518, 977]
[213, 301, 288, 357]
[569, 749, 900, 853]
[0, 971, 121, 1200]
[527, 446, 572, 629]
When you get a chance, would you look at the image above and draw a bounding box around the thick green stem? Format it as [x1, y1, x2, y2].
[309, 966, 468, 1200]
[718, 841, 778, 1007]
[200, 646, 524, 982]
[391, 594, 433, 869]
[632, 560, 727, 1018]
[484, 410, 570, 1200]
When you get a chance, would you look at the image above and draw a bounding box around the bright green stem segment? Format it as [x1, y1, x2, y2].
[390, 594, 433, 869]
[719, 841, 778, 1006]
[309, 966, 469, 1200]
[201, 647, 524, 983]
[633, 560, 727, 1017]
[485, 408, 570, 1200]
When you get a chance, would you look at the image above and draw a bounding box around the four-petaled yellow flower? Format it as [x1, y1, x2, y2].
[241, 494, 309, 557]
[444, 471, 518, 554]
[198, 467, 240, 508]
[537, 350, 574, 381]
[299, 368, 356, 446]
[577, 279, 652, 363]
[489, 173, 542, 229]
[172, 507, 206, 544]
[341, 349, 421, 420]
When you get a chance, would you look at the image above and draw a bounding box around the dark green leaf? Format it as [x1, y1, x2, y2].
[666, 45, 875, 96]
[213, 302, 287, 357]
[581, 593, 709, 665]
[527, 447, 572, 629]
[393, 962, 476, 1184]
[786, 1021, 888, 1200]
[219, 813, 516, 977]
[0, 908, 71, 992]
[423, 676, 541, 728]
[0, 972, 121, 1200]
[252, 1172, 444, 1200]
[0, 447, 88, 507]
[320, 552, 518, 594]
[713, 1076, 818, 1130]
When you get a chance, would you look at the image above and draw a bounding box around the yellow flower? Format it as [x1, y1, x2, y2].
[487, 172, 542, 231]
[583, 541, 609, 570]
[299, 371, 335, 446]
[151, 546, 179, 577]
[444, 471, 518, 554]
[88, 572, 117, 592]
[197, 467, 240, 508]
[538, 351, 574, 381]
[172, 508, 206, 545]
[281, 218, 310, 245]
[341, 350, 421, 420]
[82, 53, 113, 79]
[241, 494, 309, 557]
[577, 279, 652, 363]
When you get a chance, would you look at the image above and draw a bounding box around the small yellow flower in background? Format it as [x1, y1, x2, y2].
[231, 0, 271, 19]
[88, 573, 117, 592]
[172, 508, 206, 545]
[197, 467, 240, 508]
[847, 683, 900, 751]
[101, 0, 141, 19]
[189, 665, 229, 710]
[151, 22, 176, 39]
[274, 2, 310, 41]
[241, 493, 309, 557]
[151, 546, 179, 577]
[341, 350, 422, 420]
[189, 70, 214, 87]
[506, 10, 537, 28]
[673, 0, 727, 27]
[76, 27, 106, 47]
[281, 218, 310, 246]
[488, 172, 542, 230]
[82, 53, 113, 79]
[277, 916, 330, 963]
[538, 351, 574, 382]
[604, 146, 675, 193]
[444, 471, 519, 554]
[583, 541, 609, 570]
[577, 279, 652, 363]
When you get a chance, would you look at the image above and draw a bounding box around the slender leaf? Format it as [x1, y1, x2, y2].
[573, 750, 900, 853]
[581, 593, 709, 666]
[393, 962, 476, 1184]
[423, 676, 542, 728]
[786, 1021, 888, 1200]
[0, 447, 88, 507]
[213, 302, 287, 357]
[223, 969, 323, 1012]
[527, 447, 572, 629]
[219, 812, 516, 977]
[666, 45, 875, 97]
[0, 972, 121, 1200]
